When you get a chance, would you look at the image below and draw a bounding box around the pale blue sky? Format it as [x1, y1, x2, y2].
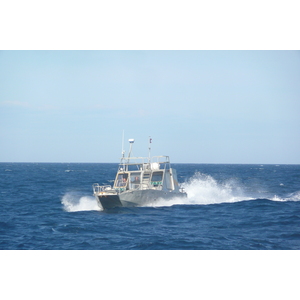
[0, 50, 299, 163]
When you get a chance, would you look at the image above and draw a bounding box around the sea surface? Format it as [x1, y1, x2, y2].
[1, 163, 300, 250]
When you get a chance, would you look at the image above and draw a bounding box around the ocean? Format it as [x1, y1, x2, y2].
[1, 162, 299, 250]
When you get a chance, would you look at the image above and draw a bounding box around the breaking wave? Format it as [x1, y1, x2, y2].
[61, 192, 102, 212]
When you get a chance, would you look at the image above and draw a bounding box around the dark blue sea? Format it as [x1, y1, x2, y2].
[1, 163, 300, 250]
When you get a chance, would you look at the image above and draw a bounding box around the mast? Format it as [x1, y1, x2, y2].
[120, 130, 126, 170]
[127, 139, 134, 162]
[121, 130, 125, 158]
[148, 136, 152, 163]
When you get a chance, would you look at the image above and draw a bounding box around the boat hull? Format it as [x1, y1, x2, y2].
[96, 194, 123, 209]
[96, 189, 187, 210]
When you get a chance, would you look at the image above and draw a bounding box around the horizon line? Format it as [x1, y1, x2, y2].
[1, 161, 299, 165]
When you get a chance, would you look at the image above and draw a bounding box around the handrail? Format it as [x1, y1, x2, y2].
[120, 155, 170, 165]
[118, 156, 171, 173]
[93, 184, 114, 194]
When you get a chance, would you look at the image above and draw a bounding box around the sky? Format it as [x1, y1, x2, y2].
[0, 50, 300, 164]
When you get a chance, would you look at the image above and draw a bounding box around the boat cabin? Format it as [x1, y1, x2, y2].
[113, 156, 180, 193]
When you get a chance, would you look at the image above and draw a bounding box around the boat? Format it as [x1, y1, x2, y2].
[92, 138, 187, 209]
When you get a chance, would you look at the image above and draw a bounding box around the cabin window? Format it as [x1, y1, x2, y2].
[115, 173, 128, 187]
[129, 172, 141, 189]
[151, 171, 163, 185]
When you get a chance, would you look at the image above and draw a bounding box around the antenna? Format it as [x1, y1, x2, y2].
[148, 136, 152, 162]
[128, 139, 134, 161]
[121, 130, 125, 159]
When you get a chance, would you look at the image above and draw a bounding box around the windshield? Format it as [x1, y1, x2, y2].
[129, 172, 141, 189]
[115, 173, 128, 187]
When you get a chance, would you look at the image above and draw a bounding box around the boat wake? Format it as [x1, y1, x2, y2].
[144, 172, 300, 207]
[61, 173, 300, 212]
[270, 191, 300, 202]
[61, 192, 102, 212]
[143, 172, 252, 207]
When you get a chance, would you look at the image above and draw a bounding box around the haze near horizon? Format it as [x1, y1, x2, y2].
[1, 51, 299, 164]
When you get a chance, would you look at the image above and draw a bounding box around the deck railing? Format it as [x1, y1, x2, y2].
[92, 184, 113, 194]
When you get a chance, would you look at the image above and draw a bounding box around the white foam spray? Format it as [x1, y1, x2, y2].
[182, 172, 250, 204]
[61, 174, 300, 211]
[270, 191, 300, 202]
[61, 192, 102, 212]
[144, 172, 254, 207]
[146, 172, 300, 207]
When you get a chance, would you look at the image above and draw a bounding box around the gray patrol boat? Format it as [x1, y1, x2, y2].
[93, 138, 187, 209]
